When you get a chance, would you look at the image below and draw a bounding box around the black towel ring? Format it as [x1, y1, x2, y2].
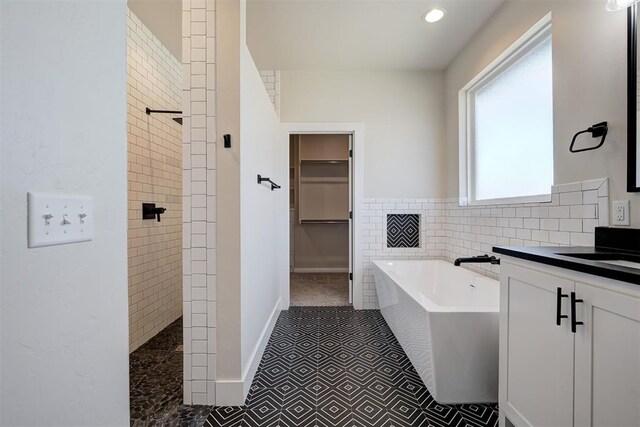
[569, 122, 608, 153]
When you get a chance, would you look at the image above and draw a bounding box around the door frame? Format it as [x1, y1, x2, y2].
[278, 122, 365, 310]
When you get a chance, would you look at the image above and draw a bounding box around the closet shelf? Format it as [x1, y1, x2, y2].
[300, 177, 348, 184]
[300, 159, 348, 164]
[300, 219, 349, 224]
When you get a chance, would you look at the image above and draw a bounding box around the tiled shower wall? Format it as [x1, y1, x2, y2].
[259, 70, 280, 116]
[127, 10, 183, 352]
[361, 178, 610, 309]
[182, 0, 217, 405]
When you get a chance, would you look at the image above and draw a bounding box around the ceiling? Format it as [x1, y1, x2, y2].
[125, 0, 505, 72]
[127, 0, 182, 60]
[247, 0, 505, 71]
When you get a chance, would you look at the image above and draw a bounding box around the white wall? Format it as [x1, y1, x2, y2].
[215, 0, 282, 405]
[0, 1, 129, 425]
[444, 0, 640, 226]
[215, 0, 243, 405]
[240, 46, 282, 372]
[281, 71, 446, 199]
[127, 0, 182, 60]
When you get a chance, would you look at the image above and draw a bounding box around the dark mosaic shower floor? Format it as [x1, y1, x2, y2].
[205, 307, 499, 427]
[129, 317, 212, 426]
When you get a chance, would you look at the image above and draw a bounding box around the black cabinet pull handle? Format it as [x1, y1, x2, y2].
[556, 287, 568, 326]
[570, 292, 584, 333]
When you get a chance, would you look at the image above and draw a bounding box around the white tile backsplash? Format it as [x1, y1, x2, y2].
[359, 178, 609, 309]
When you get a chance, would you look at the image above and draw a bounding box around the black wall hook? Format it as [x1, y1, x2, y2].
[257, 174, 281, 191]
[570, 122, 609, 153]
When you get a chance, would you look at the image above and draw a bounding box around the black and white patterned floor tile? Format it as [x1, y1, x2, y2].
[205, 307, 498, 427]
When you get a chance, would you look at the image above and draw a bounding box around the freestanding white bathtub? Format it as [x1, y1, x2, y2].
[373, 260, 499, 404]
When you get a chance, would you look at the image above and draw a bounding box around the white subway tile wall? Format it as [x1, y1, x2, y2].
[182, 0, 217, 405]
[259, 70, 280, 116]
[360, 178, 610, 309]
[127, 10, 183, 352]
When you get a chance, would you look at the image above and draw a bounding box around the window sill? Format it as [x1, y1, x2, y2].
[459, 193, 552, 207]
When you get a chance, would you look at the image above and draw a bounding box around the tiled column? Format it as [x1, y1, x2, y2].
[183, 0, 217, 406]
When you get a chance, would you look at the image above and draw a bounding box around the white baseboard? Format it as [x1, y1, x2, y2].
[293, 268, 349, 273]
[242, 298, 281, 400]
[215, 380, 245, 407]
[214, 298, 281, 406]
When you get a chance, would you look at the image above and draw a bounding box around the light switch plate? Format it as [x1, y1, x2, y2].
[27, 192, 94, 248]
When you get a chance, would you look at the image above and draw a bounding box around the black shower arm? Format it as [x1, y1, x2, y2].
[146, 107, 183, 115]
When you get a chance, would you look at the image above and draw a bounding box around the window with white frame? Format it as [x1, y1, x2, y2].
[459, 14, 553, 205]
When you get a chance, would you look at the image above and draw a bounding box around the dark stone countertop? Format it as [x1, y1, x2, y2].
[493, 246, 640, 285]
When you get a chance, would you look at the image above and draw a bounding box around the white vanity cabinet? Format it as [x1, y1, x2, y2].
[499, 257, 640, 427]
[573, 281, 640, 427]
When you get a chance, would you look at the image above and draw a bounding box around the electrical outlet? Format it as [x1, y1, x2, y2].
[612, 200, 630, 226]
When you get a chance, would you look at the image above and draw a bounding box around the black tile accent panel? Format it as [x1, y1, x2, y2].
[387, 214, 420, 248]
[204, 307, 499, 427]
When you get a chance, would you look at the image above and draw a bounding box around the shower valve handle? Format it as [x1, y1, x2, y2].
[142, 203, 166, 222]
[154, 207, 166, 222]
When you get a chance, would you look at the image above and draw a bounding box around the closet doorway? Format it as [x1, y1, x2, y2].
[289, 134, 353, 306]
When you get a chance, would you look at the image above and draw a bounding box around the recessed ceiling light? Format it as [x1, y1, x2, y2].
[605, 0, 640, 11]
[423, 8, 446, 23]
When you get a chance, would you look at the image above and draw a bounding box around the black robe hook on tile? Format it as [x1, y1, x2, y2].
[570, 122, 608, 153]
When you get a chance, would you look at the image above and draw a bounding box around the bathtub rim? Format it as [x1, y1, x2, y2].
[372, 259, 499, 313]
